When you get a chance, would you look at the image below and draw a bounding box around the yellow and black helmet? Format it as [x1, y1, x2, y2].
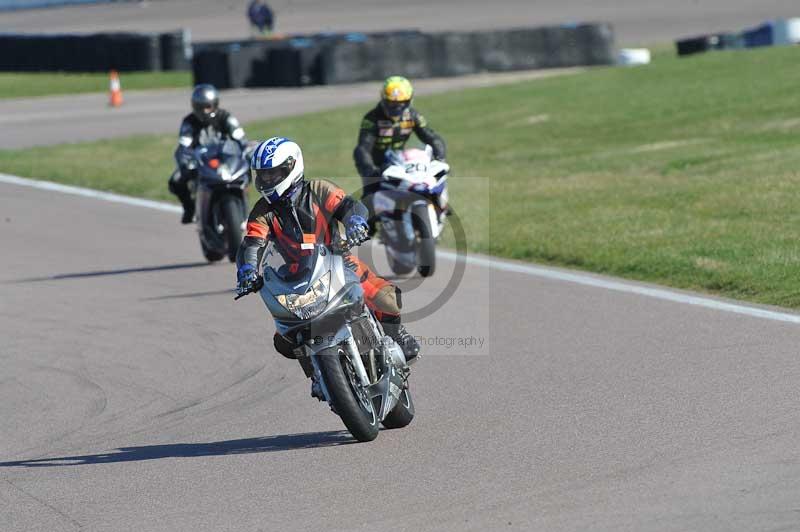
[380, 76, 414, 118]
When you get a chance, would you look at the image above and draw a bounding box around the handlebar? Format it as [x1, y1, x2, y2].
[333, 235, 371, 255]
[331, 238, 353, 255]
[234, 276, 264, 301]
[233, 237, 369, 301]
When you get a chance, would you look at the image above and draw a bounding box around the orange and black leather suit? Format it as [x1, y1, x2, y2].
[235, 179, 402, 323]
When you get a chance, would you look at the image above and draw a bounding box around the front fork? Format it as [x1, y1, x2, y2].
[307, 324, 372, 404]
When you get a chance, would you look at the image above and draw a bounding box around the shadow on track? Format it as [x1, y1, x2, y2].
[9, 261, 211, 283]
[142, 289, 235, 301]
[0, 431, 355, 467]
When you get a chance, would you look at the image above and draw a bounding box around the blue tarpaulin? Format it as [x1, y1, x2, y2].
[0, 0, 118, 11]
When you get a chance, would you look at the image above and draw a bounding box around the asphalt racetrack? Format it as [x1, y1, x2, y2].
[4, 1, 800, 530]
[2, 178, 800, 531]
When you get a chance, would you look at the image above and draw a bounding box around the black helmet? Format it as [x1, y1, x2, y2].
[191, 84, 219, 124]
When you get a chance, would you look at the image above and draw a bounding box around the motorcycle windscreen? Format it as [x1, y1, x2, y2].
[262, 240, 318, 282]
[261, 241, 338, 322]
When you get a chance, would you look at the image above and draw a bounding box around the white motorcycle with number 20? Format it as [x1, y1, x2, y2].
[374, 146, 449, 277]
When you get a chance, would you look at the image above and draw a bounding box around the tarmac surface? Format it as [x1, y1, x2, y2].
[2, 0, 800, 46]
[2, 180, 800, 531]
[0, 68, 578, 149]
[4, 1, 800, 530]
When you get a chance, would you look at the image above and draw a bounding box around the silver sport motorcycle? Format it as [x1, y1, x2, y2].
[236, 239, 415, 442]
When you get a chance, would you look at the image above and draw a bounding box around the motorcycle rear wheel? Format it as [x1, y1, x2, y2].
[317, 346, 380, 442]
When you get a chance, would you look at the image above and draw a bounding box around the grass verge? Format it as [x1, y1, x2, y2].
[0, 71, 191, 99]
[3, 46, 800, 307]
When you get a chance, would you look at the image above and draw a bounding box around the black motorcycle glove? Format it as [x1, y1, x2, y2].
[236, 264, 262, 295]
[345, 215, 370, 247]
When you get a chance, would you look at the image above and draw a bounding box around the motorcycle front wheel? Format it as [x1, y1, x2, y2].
[220, 194, 245, 263]
[412, 203, 436, 277]
[201, 240, 224, 262]
[317, 346, 380, 442]
[385, 247, 415, 275]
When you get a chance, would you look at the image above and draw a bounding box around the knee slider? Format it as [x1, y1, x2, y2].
[372, 285, 401, 316]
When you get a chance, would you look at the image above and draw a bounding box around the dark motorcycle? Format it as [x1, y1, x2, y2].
[185, 140, 251, 262]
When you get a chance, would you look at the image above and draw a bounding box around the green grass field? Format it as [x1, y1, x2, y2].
[0, 71, 191, 99]
[3, 46, 800, 307]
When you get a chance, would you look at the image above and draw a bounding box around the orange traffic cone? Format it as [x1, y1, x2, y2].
[109, 70, 123, 108]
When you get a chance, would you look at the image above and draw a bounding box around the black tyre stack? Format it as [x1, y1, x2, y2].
[0, 23, 617, 79]
[192, 23, 616, 88]
[0, 30, 189, 72]
[676, 33, 743, 56]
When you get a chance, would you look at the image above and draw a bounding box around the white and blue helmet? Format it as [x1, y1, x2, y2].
[251, 137, 305, 203]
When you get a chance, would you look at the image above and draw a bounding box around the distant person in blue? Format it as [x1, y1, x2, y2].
[248, 0, 275, 35]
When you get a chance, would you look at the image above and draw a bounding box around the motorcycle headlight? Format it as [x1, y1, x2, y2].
[220, 165, 235, 181]
[276, 273, 330, 319]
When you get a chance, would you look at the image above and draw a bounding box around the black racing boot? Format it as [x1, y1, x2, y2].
[277, 334, 325, 400]
[297, 355, 325, 401]
[180, 199, 195, 224]
[383, 322, 420, 365]
[168, 175, 195, 224]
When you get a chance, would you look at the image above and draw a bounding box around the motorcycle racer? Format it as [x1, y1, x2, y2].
[169, 84, 249, 224]
[353, 76, 447, 232]
[236, 137, 421, 388]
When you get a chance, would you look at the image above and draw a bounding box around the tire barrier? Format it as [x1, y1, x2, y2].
[316, 24, 614, 86]
[676, 18, 800, 57]
[192, 41, 268, 89]
[266, 38, 323, 86]
[0, 30, 190, 72]
[475, 28, 553, 71]
[160, 30, 192, 72]
[229, 41, 281, 89]
[193, 39, 314, 88]
[372, 32, 434, 80]
[677, 34, 727, 56]
[191, 47, 231, 89]
[676, 33, 745, 56]
[319, 31, 433, 85]
[318, 37, 384, 85]
[191, 24, 615, 88]
[1, 23, 616, 79]
[573, 23, 617, 66]
[428, 32, 480, 77]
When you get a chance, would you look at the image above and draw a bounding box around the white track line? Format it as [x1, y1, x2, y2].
[438, 250, 800, 324]
[3, 172, 799, 324]
[0, 173, 181, 213]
